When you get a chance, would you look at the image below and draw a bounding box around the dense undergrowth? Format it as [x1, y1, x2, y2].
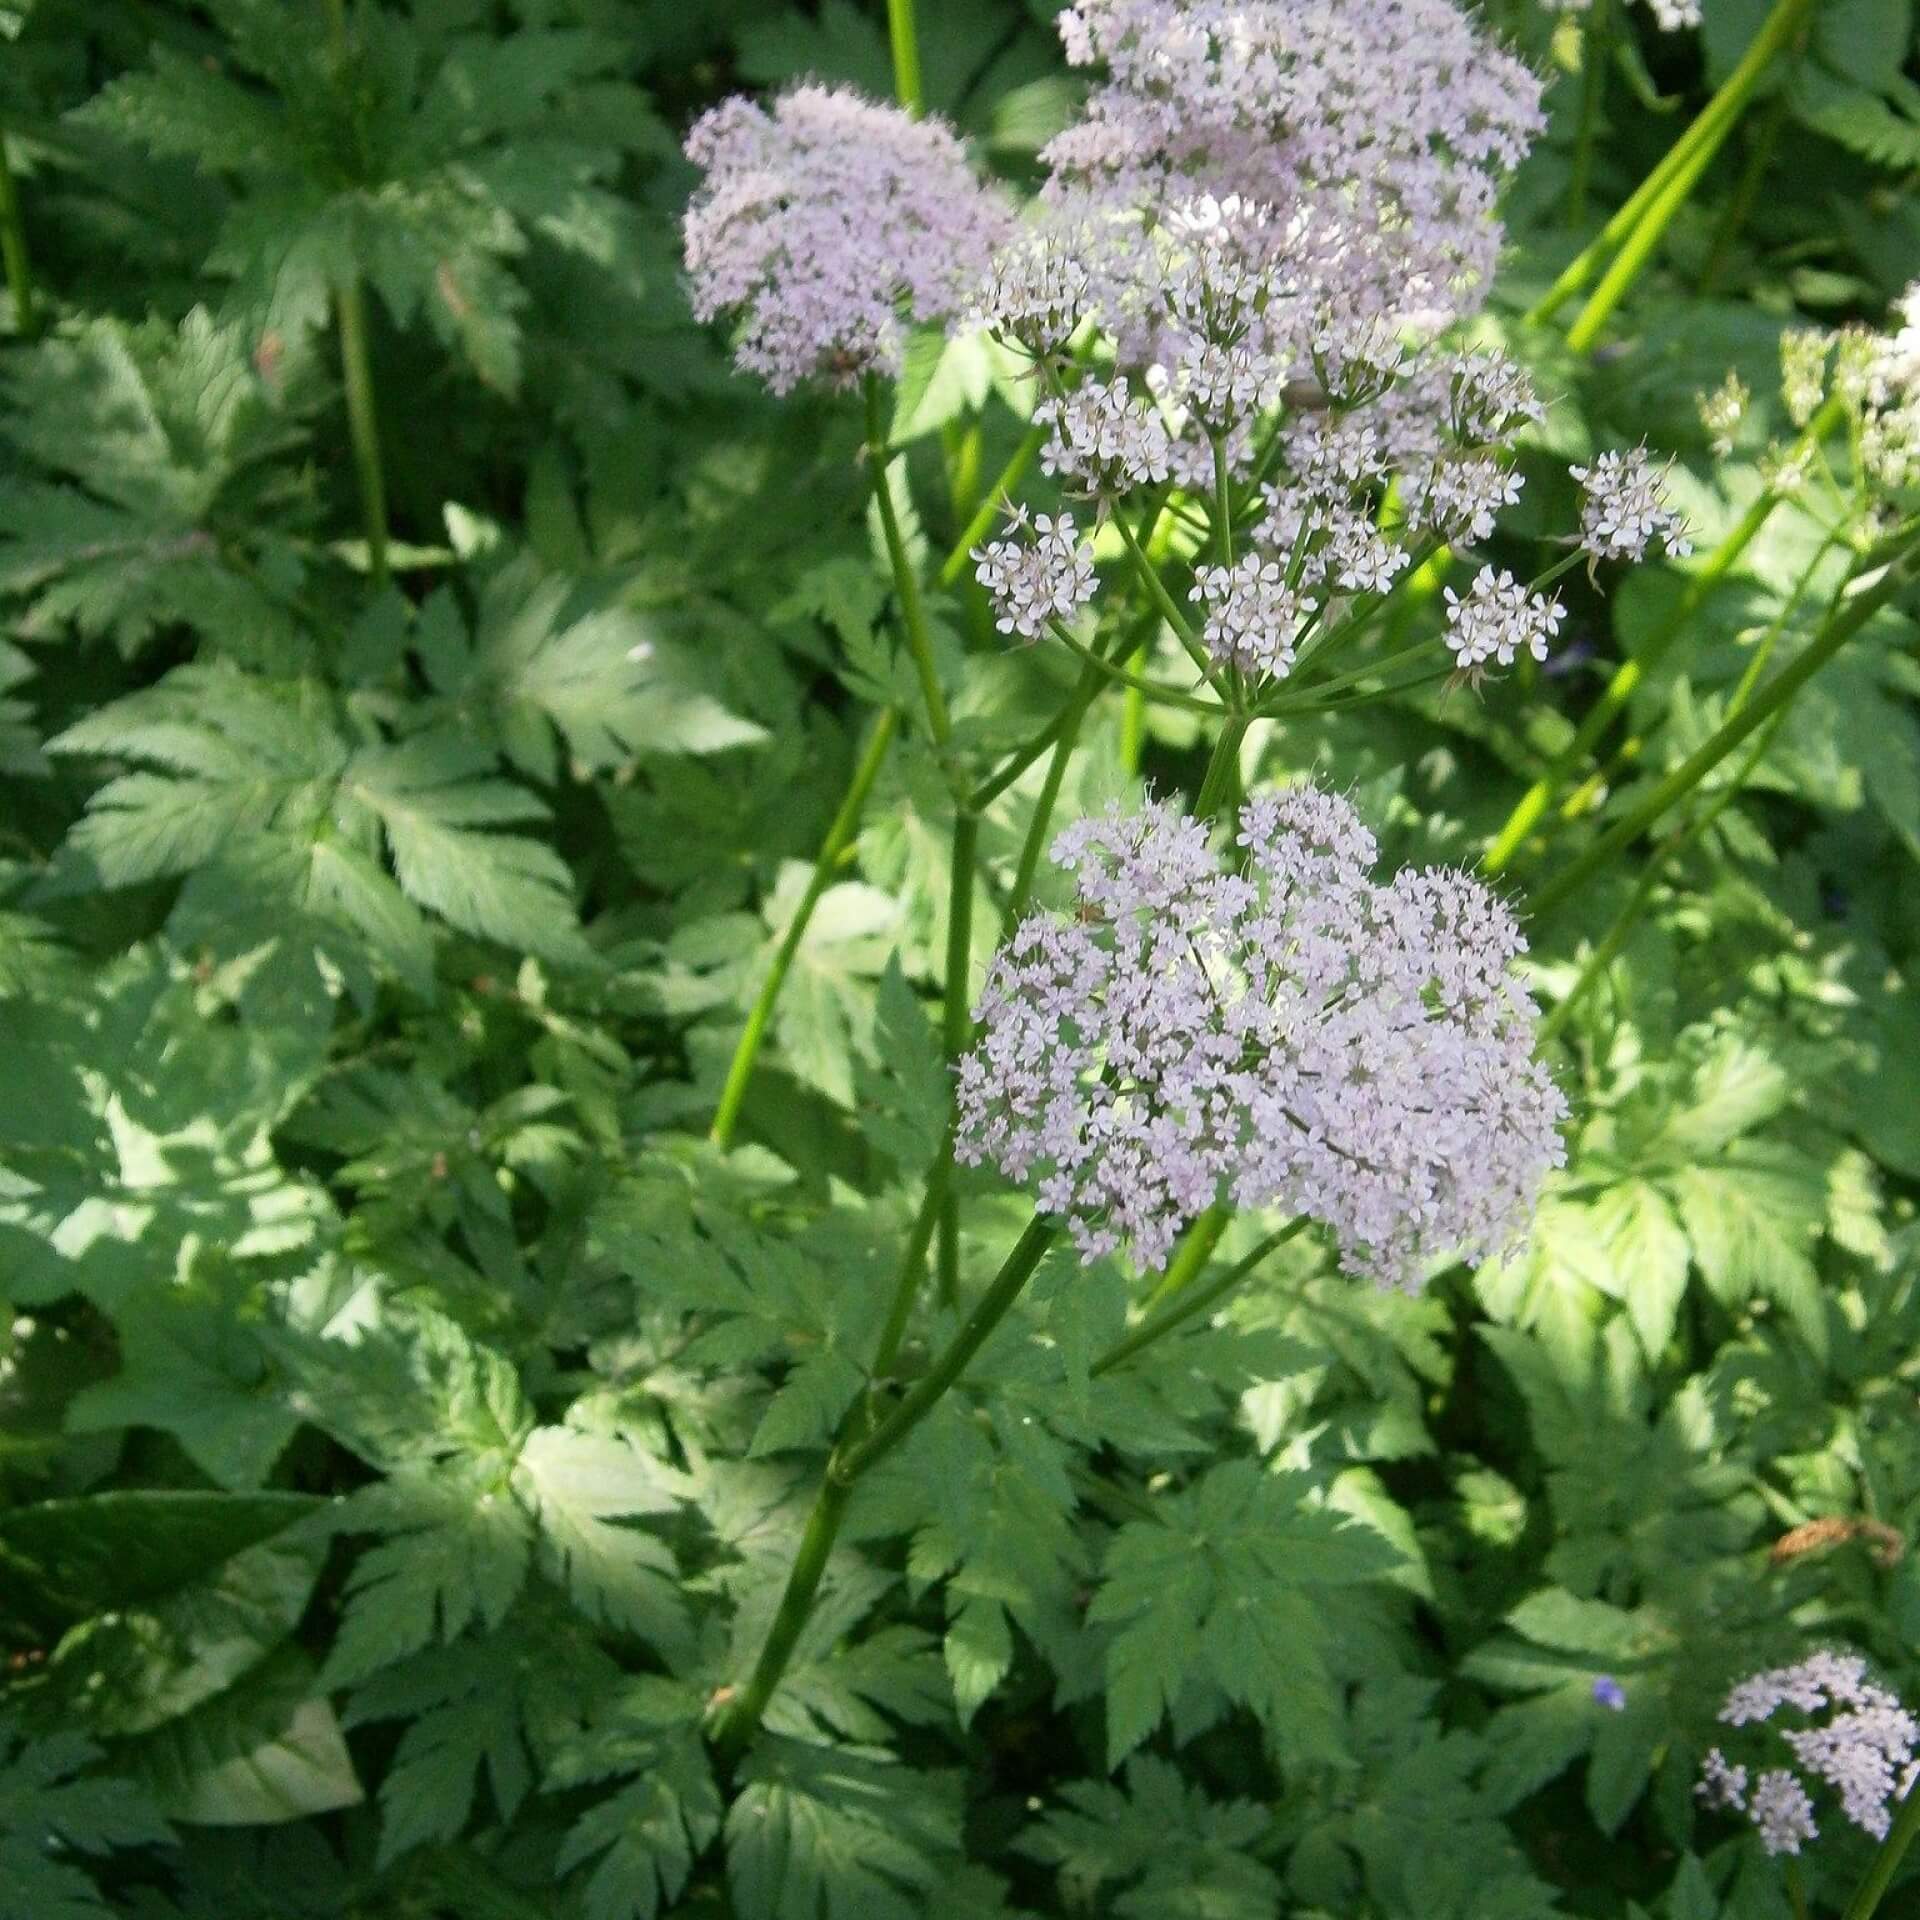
[2, 2, 1919, 1917]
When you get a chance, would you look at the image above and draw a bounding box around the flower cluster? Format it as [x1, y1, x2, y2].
[1190, 557, 1303, 678]
[971, 511, 1098, 642]
[1037, 376, 1174, 496]
[1570, 447, 1693, 564]
[1043, 0, 1544, 329]
[954, 786, 1568, 1279]
[1698, 1651, 1920, 1857]
[1443, 568, 1566, 676]
[681, 85, 1008, 394]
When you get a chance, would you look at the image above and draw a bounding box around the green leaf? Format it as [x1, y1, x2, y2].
[1020, 1756, 1282, 1920]
[1089, 1459, 1402, 1769]
[0, 1492, 319, 1636]
[130, 1649, 362, 1826]
[509, 1424, 689, 1651]
[547, 1678, 721, 1920]
[0, 1717, 169, 1920]
[725, 1737, 963, 1920]
[415, 553, 763, 782]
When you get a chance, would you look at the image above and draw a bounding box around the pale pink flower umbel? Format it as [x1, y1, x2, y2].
[682, 85, 1009, 395]
[954, 787, 1567, 1279]
[1698, 1651, 1920, 1856]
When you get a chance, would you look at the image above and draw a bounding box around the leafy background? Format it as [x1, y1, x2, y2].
[1, 2, 1918, 1917]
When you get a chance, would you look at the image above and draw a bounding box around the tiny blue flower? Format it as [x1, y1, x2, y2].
[1592, 1675, 1627, 1712]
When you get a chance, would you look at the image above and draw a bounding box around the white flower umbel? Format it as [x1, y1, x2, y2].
[955, 787, 1568, 1278]
[972, 510, 1099, 642]
[1571, 446, 1693, 563]
[1698, 1651, 1920, 1857]
[1443, 568, 1566, 675]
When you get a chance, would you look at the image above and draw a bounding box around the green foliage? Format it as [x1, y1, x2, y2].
[2, 3, 1917, 1919]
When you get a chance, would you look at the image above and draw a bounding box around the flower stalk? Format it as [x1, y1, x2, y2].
[712, 1213, 1057, 1763]
[1526, 0, 1813, 333]
[1530, 527, 1920, 918]
[1840, 1769, 1920, 1920]
[710, 708, 901, 1148]
[336, 277, 390, 588]
[0, 130, 35, 335]
[1484, 393, 1846, 876]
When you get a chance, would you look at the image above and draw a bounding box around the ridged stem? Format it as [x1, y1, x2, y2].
[1483, 393, 1846, 876]
[710, 708, 900, 1147]
[936, 808, 980, 1304]
[336, 278, 390, 588]
[865, 378, 953, 751]
[1524, 0, 1812, 330]
[1195, 715, 1251, 821]
[1530, 528, 1920, 919]
[1565, 0, 1611, 227]
[1840, 1767, 1920, 1920]
[711, 1213, 1057, 1763]
[886, 0, 924, 116]
[1093, 1219, 1308, 1377]
[0, 130, 36, 335]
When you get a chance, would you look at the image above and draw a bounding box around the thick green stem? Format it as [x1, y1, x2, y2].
[711, 709, 900, 1147]
[1524, 0, 1812, 329]
[872, 1153, 949, 1381]
[1093, 1220, 1307, 1377]
[1196, 715, 1251, 821]
[1539, 716, 1780, 1044]
[937, 810, 980, 1303]
[0, 130, 35, 335]
[1698, 88, 1789, 294]
[336, 278, 390, 588]
[1143, 1206, 1230, 1310]
[1839, 1765, 1920, 1920]
[1565, 115, 1730, 352]
[837, 1215, 1058, 1483]
[1529, 531, 1920, 918]
[1483, 394, 1845, 876]
[711, 1473, 854, 1767]
[865, 379, 953, 751]
[886, 0, 925, 116]
[1566, 0, 1611, 227]
[1211, 433, 1235, 569]
[714, 1211, 1055, 1761]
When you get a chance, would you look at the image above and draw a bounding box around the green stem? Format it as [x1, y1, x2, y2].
[1211, 433, 1235, 569]
[1698, 87, 1790, 295]
[0, 130, 36, 335]
[1195, 715, 1251, 821]
[714, 1210, 1054, 1763]
[1539, 716, 1780, 1044]
[711, 1472, 854, 1767]
[711, 708, 900, 1147]
[1092, 1220, 1308, 1377]
[1529, 530, 1920, 919]
[939, 419, 1049, 586]
[886, 0, 925, 116]
[1483, 393, 1845, 875]
[865, 378, 953, 750]
[1120, 682, 1146, 774]
[836, 1215, 1058, 1484]
[937, 810, 980, 1303]
[871, 1158, 948, 1382]
[336, 277, 390, 587]
[1564, 112, 1730, 353]
[1142, 1205, 1230, 1310]
[1566, 0, 1611, 227]
[1524, 0, 1812, 329]
[1839, 1767, 1920, 1920]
